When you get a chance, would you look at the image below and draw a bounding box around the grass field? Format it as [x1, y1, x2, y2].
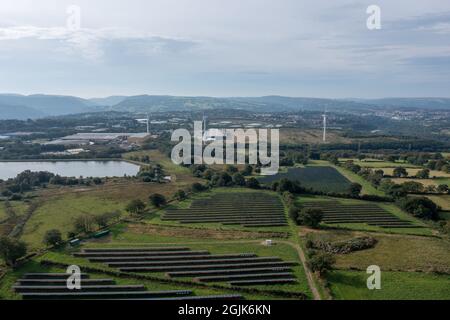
[338, 159, 420, 168]
[333, 232, 450, 273]
[280, 128, 351, 145]
[259, 166, 351, 193]
[0, 203, 7, 220]
[421, 195, 450, 211]
[328, 270, 450, 300]
[0, 201, 29, 220]
[123, 149, 201, 188]
[380, 168, 450, 178]
[20, 193, 127, 249]
[392, 177, 450, 187]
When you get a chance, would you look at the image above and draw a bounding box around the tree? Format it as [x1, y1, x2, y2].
[232, 173, 246, 186]
[401, 197, 439, 220]
[308, 251, 335, 276]
[348, 183, 362, 197]
[0, 237, 27, 267]
[415, 169, 430, 179]
[401, 181, 424, 193]
[191, 182, 206, 193]
[125, 199, 146, 215]
[217, 172, 232, 186]
[225, 165, 238, 174]
[288, 206, 300, 222]
[149, 193, 167, 208]
[298, 209, 323, 228]
[95, 211, 121, 228]
[246, 177, 260, 189]
[43, 229, 62, 247]
[73, 215, 96, 234]
[174, 190, 187, 201]
[393, 167, 408, 178]
[437, 184, 449, 194]
[242, 165, 253, 176]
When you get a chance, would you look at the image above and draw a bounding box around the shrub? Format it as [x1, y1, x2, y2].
[348, 183, 362, 197]
[125, 199, 146, 215]
[94, 211, 121, 228]
[149, 193, 167, 208]
[401, 197, 440, 220]
[308, 251, 335, 276]
[174, 190, 187, 201]
[191, 182, 207, 193]
[246, 177, 260, 189]
[298, 208, 323, 228]
[43, 229, 62, 247]
[0, 237, 27, 267]
[288, 206, 300, 222]
[73, 215, 96, 234]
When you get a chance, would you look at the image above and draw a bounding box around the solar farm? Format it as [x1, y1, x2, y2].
[162, 192, 288, 228]
[258, 166, 352, 193]
[74, 246, 298, 286]
[13, 272, 242, 300]
[301, 201, 420, 228]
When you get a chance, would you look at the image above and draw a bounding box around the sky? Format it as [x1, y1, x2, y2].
[0, 0, 449, 98]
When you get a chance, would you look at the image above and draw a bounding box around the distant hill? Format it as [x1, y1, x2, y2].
[344, 98, 450, 110]
[111, 95, 376, 113]
[0, 104, 45, 120]
[0, 94, 449, 120]
[0, 94, 98, 117]
[89, 96, 128, 106]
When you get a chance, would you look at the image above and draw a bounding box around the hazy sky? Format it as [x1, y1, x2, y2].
[1, 0, 449, 98]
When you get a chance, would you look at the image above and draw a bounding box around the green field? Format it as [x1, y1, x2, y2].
[328, 270, 450, 300]
[20, 193, 126, 249]
[338, 159, 420, 168]
[334, 233, 450, 273]
[259, 166, 351, 193]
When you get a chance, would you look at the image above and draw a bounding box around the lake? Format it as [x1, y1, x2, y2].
[0, 161, 140, 180]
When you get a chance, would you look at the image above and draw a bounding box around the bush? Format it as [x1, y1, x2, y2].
[348, 183, 362, 197]
[308, 251, 335, 276]
[149, 193, 167, 208]
[308, 236, 378, 254]
[246, 177, 260, 189]
[174, 190, 187, 201]
[298, 208, 323, 228]
[125, 199, 146, 215]
[94, 211, 121, 228]
[401, 197, 440, 220]
[288, 206, 300, 222]
[72, 215, 96, 234]
[0, 236, 27, 267]
[191, 182, 207, 193]
[43, 229, 62, 247]
[232, 173, 246, 186]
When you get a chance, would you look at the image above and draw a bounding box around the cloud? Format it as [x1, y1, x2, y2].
[0, 25, 197, 59]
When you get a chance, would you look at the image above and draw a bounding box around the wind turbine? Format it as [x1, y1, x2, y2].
[322, 110, 327, 142]
[146, 113, 150, 134]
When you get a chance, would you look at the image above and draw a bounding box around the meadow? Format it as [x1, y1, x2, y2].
[328, 270, 450, 300]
